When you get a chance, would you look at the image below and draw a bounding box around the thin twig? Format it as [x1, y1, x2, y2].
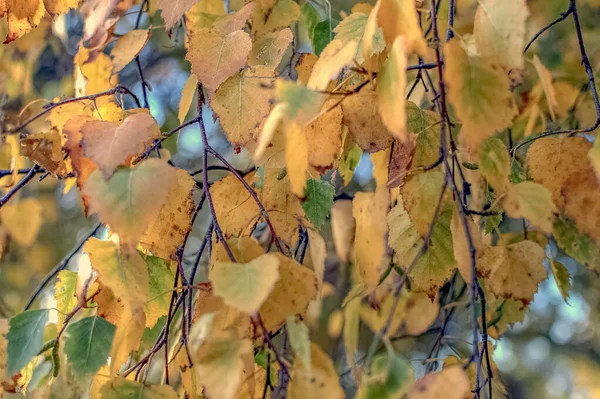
[0, 165, 41, 208]
[24, 221, 102, 310]
[5, 85, 140, 135]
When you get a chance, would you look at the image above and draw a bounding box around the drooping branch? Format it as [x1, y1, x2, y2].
[0, 165, 41, 208]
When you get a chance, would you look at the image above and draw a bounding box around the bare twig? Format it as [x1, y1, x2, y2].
[24, 221, 103, 311]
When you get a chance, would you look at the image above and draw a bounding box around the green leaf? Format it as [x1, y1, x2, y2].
[6, 309, 49, 376]
[553, 216, 600, 270]
[211, 254, 280, 313]
[99, 376, 178, 398]
[301, 2, 320, 39]
[510, 158, 527, 184]
[406, 102, 441, 168]
[356, 352, 413, 399]
[338, 143, 362, 185]
[333, 12, 384, 63]
[302, 178, 335, 229]
[275, 80, 324, 123]
[64, 316, 116, 378]
[313, 19, 339, 56]
[502, 181, 556, 234]
[549, 256, 570, 302]
[54, 270, 78, 328]
[286, 316, 311, 368]
[143, 255, 175, 328]
[478, 137, 510, 192]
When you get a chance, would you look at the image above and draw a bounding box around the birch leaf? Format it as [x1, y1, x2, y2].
[502, 181, 557, 234]
[377, 37, 408, 141]
[353, 188, 390, 291]
[178, 73, 198, 124]
[286, 122, 309, 197]
[158, 0, 200, 30]
[85, 238, 150, 309]
[477, 240, 547, 303]
[526, 137, 592, 207]
[473, 0, 530, 70]
[81, 112, 160, 179]
[186, 28, 252, 92]
[377, 0, 428, 55]
[212, 66, 274, 147]
[444, 40, 518, 150]
[83, 159, 176, 246]
[211, 254, 280, 314]
[288, 344, 344, 399]
[110, 29, 151, 74]
[64, 316, 115, 378]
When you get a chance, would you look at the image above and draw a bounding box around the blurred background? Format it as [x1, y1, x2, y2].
[1, 0, 600, 397]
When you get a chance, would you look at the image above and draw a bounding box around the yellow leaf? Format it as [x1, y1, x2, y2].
[377, 0, 428, 56]
[186, 28, 252, 92]
[501, 181, 557, 234]
[477, 240, 546, 303]
[259, 253, 317, 331]
[139, 169, 195, 259]
[408, 366, 470, 399]
[84, 238, 150, 309]
[532, 55, 558, 121]
[444, 40, 517, 151]
[296, 53, 319, 84]
[450, 210, 481, 283]
[54, 270, 78, 329]
[304, 99, 344, 169]
[285, 122, 309, 197]
[361, 291, 439, 336]
[306, 228, 326, 295]
[195, 335, 253, 399]
[110, 28, 151, 74]
[562, 168, 600, 245]
[353, 187, 390, 291]
[81, 111, 161, 179]
[0, 319, 7, 382]
[252, 0, 300, 37]
[75, 49, 118, 106]
[331, 199, 355, 263]
[211, 253, 280, 314]
[211, 66, 274, 147]
[307, 39, 359, 91]
[288, 344, 344, 399]
[377, 37, 408, 141]
[473, 0, 530, 70]
[21, 129, 69, 177]
[526, 136, 592, 207]
[1, 198, 42, 247]
[210, 169, 305, 243]
[179, 73, 198, 124]
[371, 147, 391, 187]
[478, 137, 511, 193]
[341, 86, 394, 153]
[110, 305, 145, 375]
[401, 171, 446, 236]
[1, 0, 46, 43]
[248, 28, 293, 71]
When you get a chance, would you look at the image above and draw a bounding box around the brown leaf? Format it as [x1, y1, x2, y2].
[387, 134, 417, 188]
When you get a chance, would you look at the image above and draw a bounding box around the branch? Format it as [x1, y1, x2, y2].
[4, 85, 141, 135]
[24, 221, 102, 311]
[0, 165, 41, 208]
[134, 0, 151, 109]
